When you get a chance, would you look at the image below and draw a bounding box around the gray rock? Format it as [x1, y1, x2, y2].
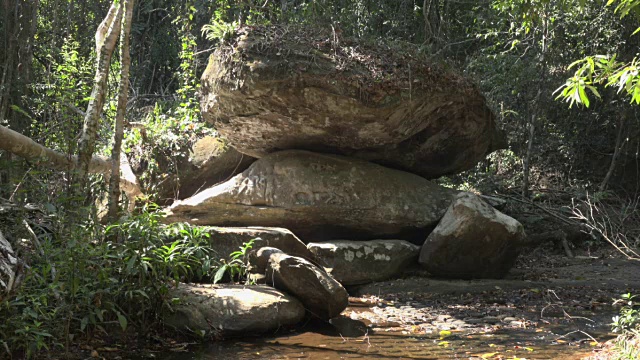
[178, 139, 256, 199]
[129, 137, 254, 204]
[164, 284, 305, 335]
[248, 247, 284, 274]
[200, 26, 506, 179]
[267, 253, 349, 320]
[165, 150, 457, 241]
[419, 193, 527, 279]
[307, 240, 420, 285]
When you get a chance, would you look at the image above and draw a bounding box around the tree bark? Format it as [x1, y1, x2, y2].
[599, 110, 628, 193]
[76, 1, 123, 191]
[0, 229, 23, 302]
[522, 13, 549, 198]
[0, 124, 142, 199]
[108, 0, 135, 222]
[423, 0, 441, 44]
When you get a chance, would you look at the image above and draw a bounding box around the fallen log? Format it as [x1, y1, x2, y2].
[0, 125, 142, 199]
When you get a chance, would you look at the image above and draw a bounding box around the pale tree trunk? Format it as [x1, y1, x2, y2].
[522, 14, 549, 198]
[0, 229, 24, 302]
[0, 124, 142, 199]
[108, 0, 135, 222]
[76, 2, 123, 191]
[599, 110, 628, 193]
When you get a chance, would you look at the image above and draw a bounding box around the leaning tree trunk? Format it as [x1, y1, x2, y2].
[0, 124, 142, 200]
[0, 229, 23, 302]
[108, 0, 135, 222]
[75, 1, 123, 192]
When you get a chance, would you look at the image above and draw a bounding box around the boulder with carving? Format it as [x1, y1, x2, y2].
[164, 150, 458, 241]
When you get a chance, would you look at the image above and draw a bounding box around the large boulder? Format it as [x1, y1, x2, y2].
[129, 135, 255, 204]
[164, 150, 458, 241]
[195, 226, 315, 263]
[177, 137, 256, 199]
[267, 253, 349, 320]
[307, 240, 420, 285]
[164, 284, 305, 335]
[200, 25, 506, 179]
[418, 193, 527, 279]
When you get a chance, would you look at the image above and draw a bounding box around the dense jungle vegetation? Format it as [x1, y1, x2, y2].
[1, 0, 639, 358]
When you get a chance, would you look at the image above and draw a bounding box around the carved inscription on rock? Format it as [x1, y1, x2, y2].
[294, 191, 352, 206]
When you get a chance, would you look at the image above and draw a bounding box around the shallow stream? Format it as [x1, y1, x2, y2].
[159, 307, 614, 360]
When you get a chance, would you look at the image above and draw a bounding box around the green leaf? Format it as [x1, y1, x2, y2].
[116, 312, 128, 331]
[578, 86, 590, 107]
[213, 265, 228, 284]
[126, 255, 137, 272]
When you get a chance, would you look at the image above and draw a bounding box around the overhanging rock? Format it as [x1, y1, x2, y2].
[200, 25, 506, 178]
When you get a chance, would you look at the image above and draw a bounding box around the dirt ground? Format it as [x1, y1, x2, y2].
[338, 245, 640, 359]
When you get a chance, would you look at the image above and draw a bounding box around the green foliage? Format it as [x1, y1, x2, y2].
[214, 239, 256, 284]
[0, 205, 218, 358]
[611, 293, 640, 360]
[555, 0, 640, 107]
[31, 35, 93, 153]
[612, 293, 640, 333]
[556, 54, 640, 107]
[202, 20, 238, 43]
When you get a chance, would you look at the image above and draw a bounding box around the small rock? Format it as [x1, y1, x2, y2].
[483, 316, 500, 324]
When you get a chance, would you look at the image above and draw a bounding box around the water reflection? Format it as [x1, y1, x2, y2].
[160, 314, 611, 360]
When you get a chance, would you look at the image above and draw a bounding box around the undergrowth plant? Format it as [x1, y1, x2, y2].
[611, 293, 640, 360]
[0, 204, 218, 358]
[214, 238, 256, 284]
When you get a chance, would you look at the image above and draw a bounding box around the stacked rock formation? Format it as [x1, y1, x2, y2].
[163, 25, 528, 335]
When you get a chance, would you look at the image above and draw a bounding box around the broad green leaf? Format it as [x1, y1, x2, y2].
[116, 312, 128, 331]
[213, 265, 228, 284]
[578, 86, 590, 107]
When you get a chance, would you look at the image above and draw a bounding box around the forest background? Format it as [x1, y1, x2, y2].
[1, 0, 640, 358]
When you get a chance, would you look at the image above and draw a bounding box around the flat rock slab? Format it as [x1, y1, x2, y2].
[164, 284, 305, 335]
[307, 240, 420, 285]
[164, 150, 457, 241]
[200, 25, 505, 178]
